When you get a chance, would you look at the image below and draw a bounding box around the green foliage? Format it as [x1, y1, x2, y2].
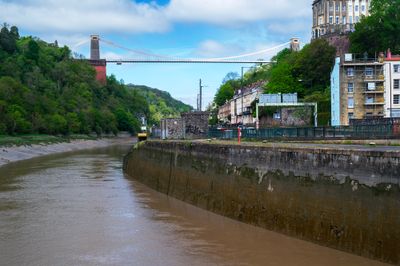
[265, 61, 300, 94]
[0, 24, 153, 136]
[265, 39, 336, 97]
[128, 85, 192, 126]
[214, 82, 235, 107]
[303, 89, 331, 125]
[350, 0, 400, 54]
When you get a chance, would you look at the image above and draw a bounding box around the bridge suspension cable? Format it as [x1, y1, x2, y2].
[98, 38, 290, 63]
[100, 38, 174, 59]
[73, 39, 90, 49]
[198, 42, 290, 61]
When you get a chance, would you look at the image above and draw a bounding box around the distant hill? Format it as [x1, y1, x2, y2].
[128, 85, 193, 125]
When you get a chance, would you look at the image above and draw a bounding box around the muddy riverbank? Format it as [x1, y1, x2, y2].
[0, 137, 135, 168]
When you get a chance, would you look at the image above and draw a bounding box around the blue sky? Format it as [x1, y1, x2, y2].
[0, 0, 312, 108]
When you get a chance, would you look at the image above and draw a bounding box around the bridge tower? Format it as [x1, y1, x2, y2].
[89, 35, 107, 84]
[290, 38, 300, 52]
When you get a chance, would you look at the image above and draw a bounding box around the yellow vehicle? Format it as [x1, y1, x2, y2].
[137, 126, 147, 141]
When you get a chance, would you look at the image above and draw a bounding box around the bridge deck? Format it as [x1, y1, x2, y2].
[106, 60, 272, 64]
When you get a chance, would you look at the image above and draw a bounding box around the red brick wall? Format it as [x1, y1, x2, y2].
[94, 65, 107, 84]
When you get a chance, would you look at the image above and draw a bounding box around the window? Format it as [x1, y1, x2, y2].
[395, 79, 400, 90]
[365, 67, 373, 77]
[367, 82, 376, 91]
[366, 96, 374, 104]
[356, 16, 360, 23]
[336, 3, 340, 12]
[348, 97, 354, 108]
[355, 5, 359, 12]
[394, 65, 400, 73]
[394, 95, 400, 105]
[348, 83, 354, 93]
[343, 16, 347, 24]
[329, 16, 333, 24]
[392, 109, 400, 117]
[342, 4, 346, 12]
[362, 5, 366, 12]
[347, 68, 354, 77]
[349, 16, 353, 24]
[336, 16, 339, 24]
[319, 17, 323, 25]
[273, 112, 281, 120]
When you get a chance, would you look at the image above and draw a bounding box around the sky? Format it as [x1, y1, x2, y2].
[0, 0, 313, 108]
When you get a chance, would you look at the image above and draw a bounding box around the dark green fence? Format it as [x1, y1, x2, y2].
[208, 124, 399, 140]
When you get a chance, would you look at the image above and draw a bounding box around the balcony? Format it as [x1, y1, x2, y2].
[363, 75, 385, 82]
[364, 101, 385, 106]
[364, 86, 384, 94]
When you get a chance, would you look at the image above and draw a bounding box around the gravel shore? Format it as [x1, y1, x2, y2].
[0, 137, 135, 168]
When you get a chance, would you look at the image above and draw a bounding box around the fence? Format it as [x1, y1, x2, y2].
[209, 124, 400, 140]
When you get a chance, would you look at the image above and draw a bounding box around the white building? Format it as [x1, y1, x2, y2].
[384, 55, 400, 117]
[312, 0, 370, 39]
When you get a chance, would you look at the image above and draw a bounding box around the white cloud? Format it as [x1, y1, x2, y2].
[0, 0, 311, 35]
[166, 0, 310, 25]
[0, 0, 312, 59]
[0, 0, 169, 34]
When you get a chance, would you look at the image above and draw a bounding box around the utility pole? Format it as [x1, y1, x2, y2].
[199, 79, 207, 111]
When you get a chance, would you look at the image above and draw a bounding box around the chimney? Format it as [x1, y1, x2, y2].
[387, 48, 392, 59]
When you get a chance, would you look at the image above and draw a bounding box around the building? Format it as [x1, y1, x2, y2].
[161, 112, 209, 139]
[312, 0, 370, 38]
[256, 94, 318, 127]
[331, 53, 386, 126]
[384, 54, 400, 118]
[217, 102, 231, 124]
[312, 0, 370, 54]
[230, 81, 265, 125]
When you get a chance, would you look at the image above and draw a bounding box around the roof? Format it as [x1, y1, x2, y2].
[385, 57, 400, 62]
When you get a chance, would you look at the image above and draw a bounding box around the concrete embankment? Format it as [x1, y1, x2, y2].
[0, 137, 134, 168]
[124, 140, 400, 264]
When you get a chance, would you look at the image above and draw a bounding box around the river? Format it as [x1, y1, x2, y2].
[0, 144, 386, 266]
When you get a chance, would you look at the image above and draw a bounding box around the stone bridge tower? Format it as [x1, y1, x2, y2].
[89, 35, 107, 84]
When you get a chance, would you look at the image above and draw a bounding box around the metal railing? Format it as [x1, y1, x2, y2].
[209, 124, 400, 140]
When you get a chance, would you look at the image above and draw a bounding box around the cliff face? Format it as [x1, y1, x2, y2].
[124, 141, 400, 264]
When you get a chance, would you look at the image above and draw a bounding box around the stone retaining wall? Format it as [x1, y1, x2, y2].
[124, 141, 400, 264]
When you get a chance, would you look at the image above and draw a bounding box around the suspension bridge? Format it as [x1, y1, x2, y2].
[76, 35, 300, 82]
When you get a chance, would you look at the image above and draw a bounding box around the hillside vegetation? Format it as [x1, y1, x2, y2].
[128, 85, 192, 125]
[0, 25, 190, 136]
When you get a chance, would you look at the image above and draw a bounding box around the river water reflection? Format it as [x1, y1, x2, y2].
[0, 145, 386, 266]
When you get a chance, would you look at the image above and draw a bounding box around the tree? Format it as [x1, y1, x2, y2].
[26, 39, 40, 62]
[222, 72, 239, 84]
[0, 24, 182, 136]
[350, 0, 400, 54]
[293, 39, 336, 94]
[0, 25, 17, 54]
[214, 82, 235, 107]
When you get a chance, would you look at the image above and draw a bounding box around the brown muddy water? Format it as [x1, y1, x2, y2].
[0, 145, 386, 266]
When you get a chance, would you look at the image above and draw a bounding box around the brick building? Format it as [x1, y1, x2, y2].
[331, 54, 386, 126]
